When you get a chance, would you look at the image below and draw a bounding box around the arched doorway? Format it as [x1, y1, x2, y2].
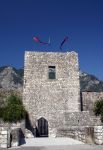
[36, 117, 48, 137]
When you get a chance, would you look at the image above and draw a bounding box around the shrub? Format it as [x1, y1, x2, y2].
[93, 99, 103, 122]
[3, 105, 26, 122]
[2, 94, 26, 123]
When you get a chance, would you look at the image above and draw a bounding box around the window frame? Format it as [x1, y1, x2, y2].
[48, 66, 56, 80]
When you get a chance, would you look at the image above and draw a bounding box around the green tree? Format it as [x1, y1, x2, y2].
[93, 99, 103, 122]
[2, 94, 26, 123]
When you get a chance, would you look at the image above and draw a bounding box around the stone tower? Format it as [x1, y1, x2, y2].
[23, 51, 80, 137]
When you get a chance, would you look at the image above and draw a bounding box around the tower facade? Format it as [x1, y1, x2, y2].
[23, 51, 80, 137]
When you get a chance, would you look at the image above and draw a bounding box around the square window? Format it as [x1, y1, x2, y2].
[48, 66, 56, 79]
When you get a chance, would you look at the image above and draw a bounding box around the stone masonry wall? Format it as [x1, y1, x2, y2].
[57, 126, 103, 144]
[0, 127, 9, 148]
[64, 112, 102, 126]
[23, 51, 80, 136]
[57, 126, 93, 143]
[0, 120, 25, 148]
[82, 92, 103, 115]
[94, 126, 103, 144]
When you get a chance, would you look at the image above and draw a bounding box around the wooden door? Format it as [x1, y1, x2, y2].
[37, 117, 48, 137]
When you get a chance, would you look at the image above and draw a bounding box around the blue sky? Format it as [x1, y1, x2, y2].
[0, 0, 103, 80]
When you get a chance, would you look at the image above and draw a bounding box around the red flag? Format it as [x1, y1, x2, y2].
[33, 37, 40, 43]
[33, 36, 50, 45]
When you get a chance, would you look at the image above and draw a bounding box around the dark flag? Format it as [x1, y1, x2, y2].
[60, 36, 68, 50]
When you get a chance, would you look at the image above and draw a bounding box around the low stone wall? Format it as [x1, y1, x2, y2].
[58, 112, 103, 144]
[57, 126, 103, 144]
[11, 129, 20, 147]
[0, 127, 9, 148]
[49, 111, 103, 137]
[0, 120, 25, 148]
[57, 126, 86, 143]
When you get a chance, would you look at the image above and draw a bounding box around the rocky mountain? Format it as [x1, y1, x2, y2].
[0, 66, 103, 92]
[0, 66, 23, 91]
[79, 71, 103, 92]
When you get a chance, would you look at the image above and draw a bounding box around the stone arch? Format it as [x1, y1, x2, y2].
[36, 117, 48, 137]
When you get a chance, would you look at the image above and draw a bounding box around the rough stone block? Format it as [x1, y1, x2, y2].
[82, 139, 85, 143]
[2, 134, 8, 139]
[94, 132, 103, 136]
[0, 138, 7, 143]
[49, 129, 56, 137]
[0, 144, 7, 148]
[11, 142, 19, 147]
[95, 139, 103, 145]
[1, 131, 7, 134]
[94, 129, 102, 133]
[96, 136, 103, 140]
[94, 126, 102, 130]
[94, 126, 102, 133]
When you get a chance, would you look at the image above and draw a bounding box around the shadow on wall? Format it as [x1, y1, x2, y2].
[26, 114, 48, 137]
[25, 112, 35, 136]
[80, 92, 83, 111]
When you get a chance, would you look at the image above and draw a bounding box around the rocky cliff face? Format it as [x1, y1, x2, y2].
[0, 66, 23, 91]
[80, 71, 103, 92]
[0, 66, 103, 92]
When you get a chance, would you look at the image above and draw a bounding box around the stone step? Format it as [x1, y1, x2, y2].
[25, 129, 34, 138]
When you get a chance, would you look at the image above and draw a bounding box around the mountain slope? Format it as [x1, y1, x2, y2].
[80, 71, 103, 92]
[0, 66, 103, 92]
[0, 66, 23, 90]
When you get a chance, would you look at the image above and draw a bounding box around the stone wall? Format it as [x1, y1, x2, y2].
[64, 112, 102, 126]
[0, 127, 9, 148]
[82, 92, 103, 115]
[23, 51, 80, 136]
[57, 126, 93, 143]
[0, 120, 25, 148]
[57, 126, 103, 144]
[57, 111, 103, 144]
[11, 129, 20, 147]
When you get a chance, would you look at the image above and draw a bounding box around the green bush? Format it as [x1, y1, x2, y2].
[0, 94, 26, 123]
[93, 99, 103, 122]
